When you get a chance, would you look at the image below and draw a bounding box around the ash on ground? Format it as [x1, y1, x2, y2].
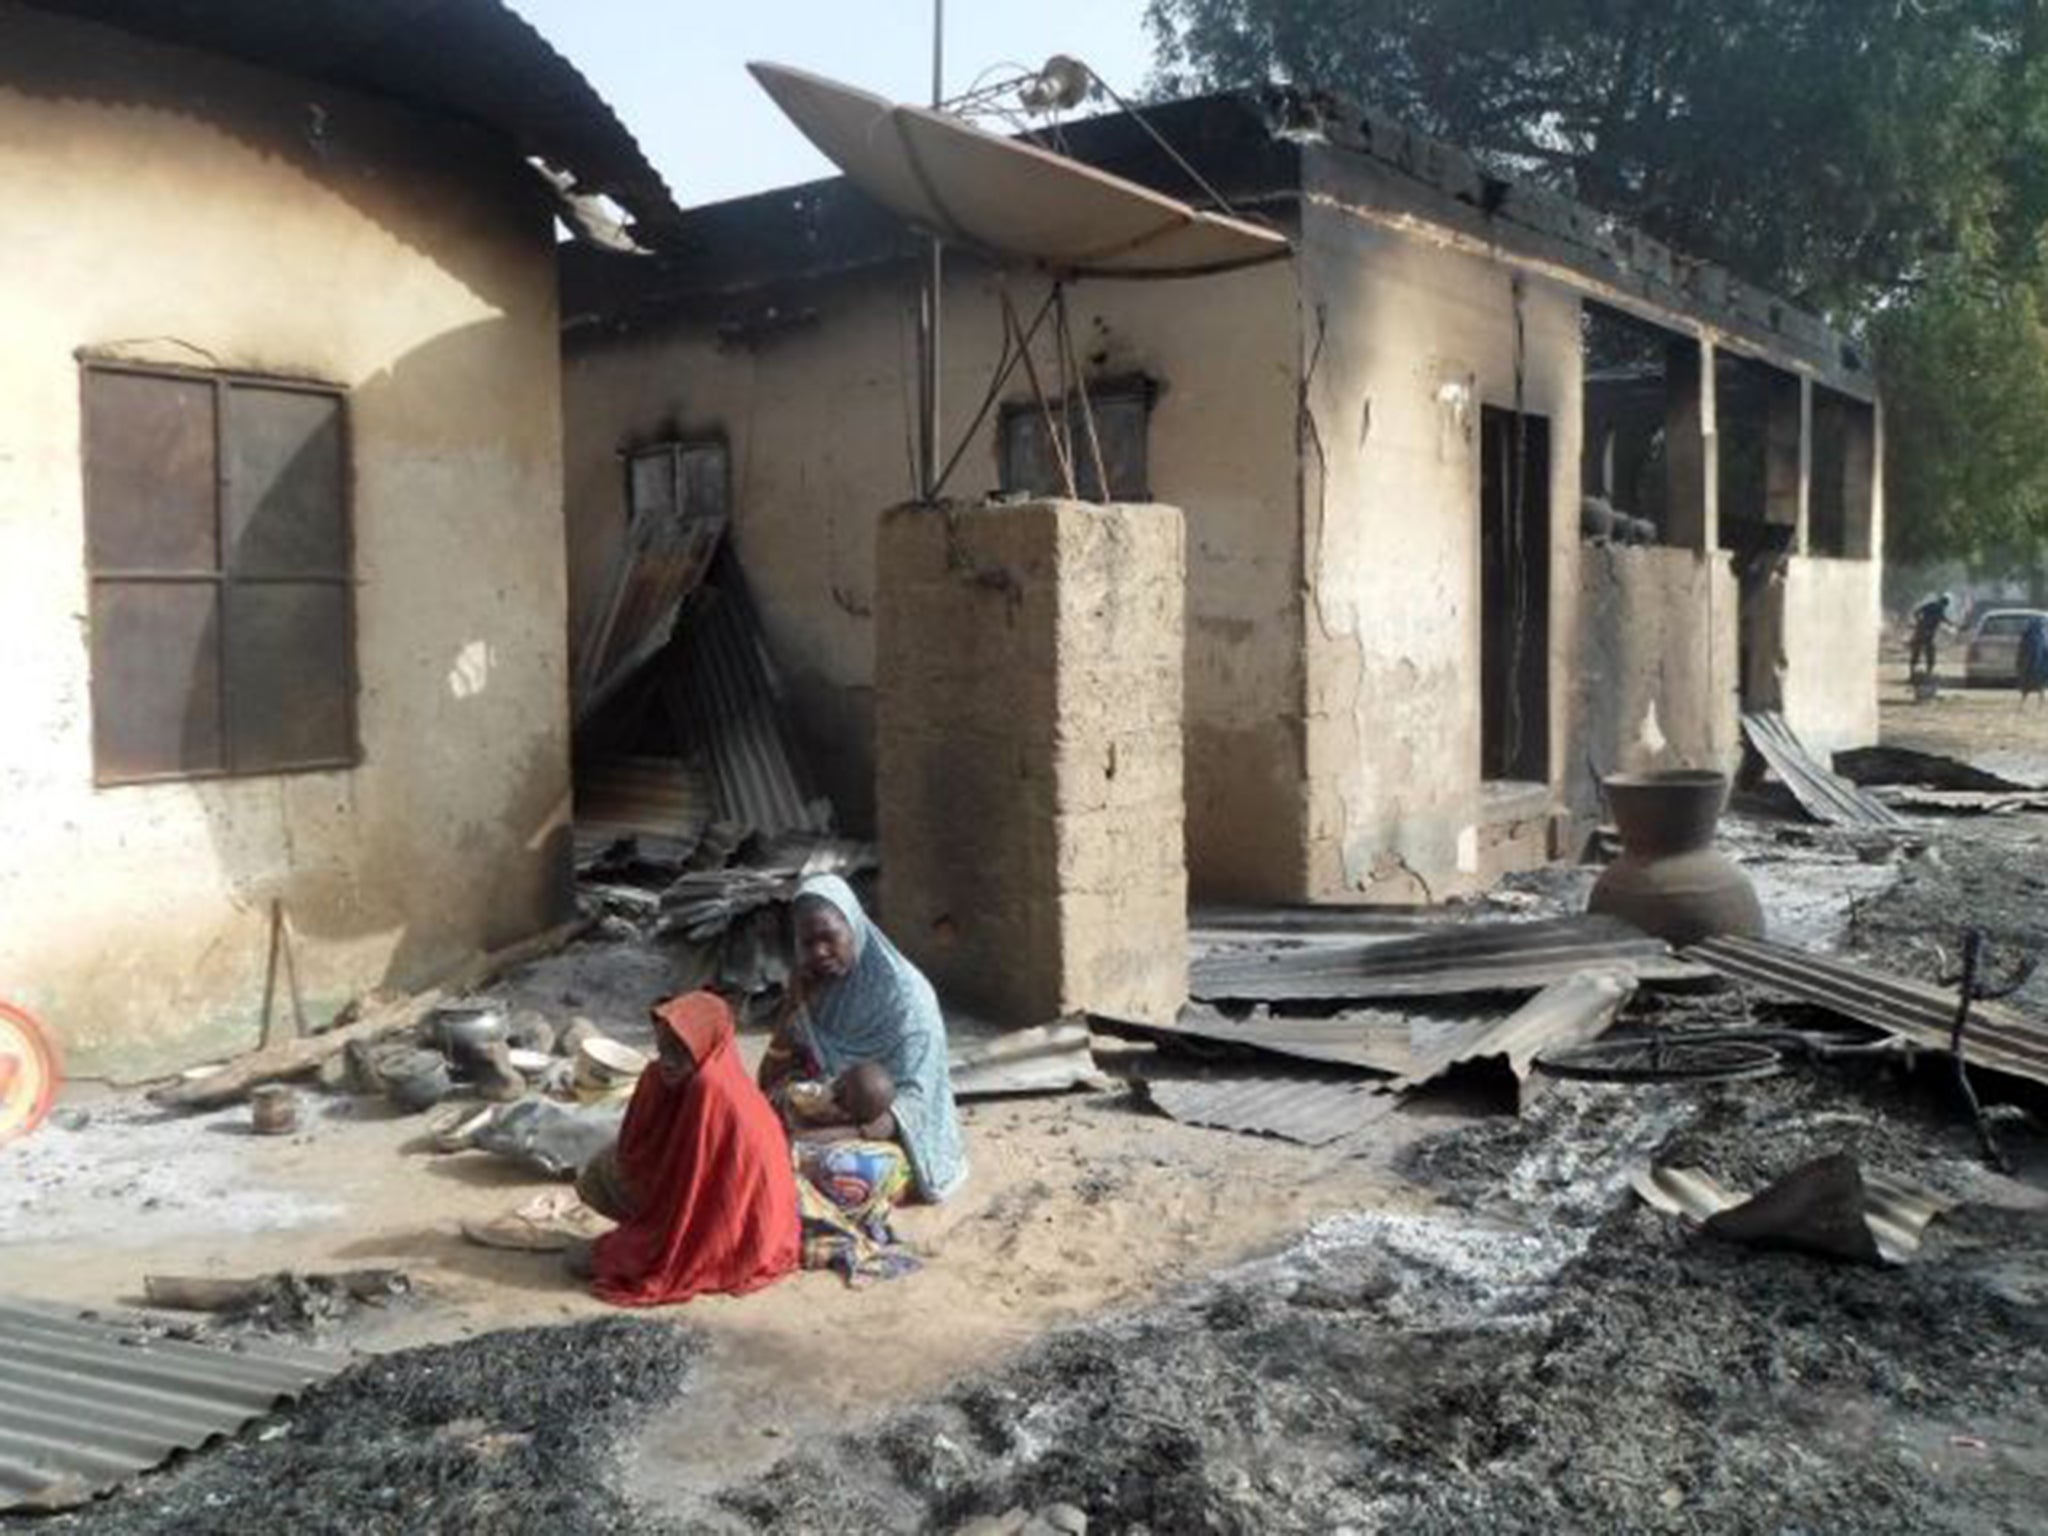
[712, 1070, 2048, 1535]
[1848, 833, 2048, 1018]
[45, 1319, 697, 1536]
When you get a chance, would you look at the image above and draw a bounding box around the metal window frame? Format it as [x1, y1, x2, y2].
[622, 437, 730, 529]
[80, 360, 360, 788]
[996, 381, 1156, 502]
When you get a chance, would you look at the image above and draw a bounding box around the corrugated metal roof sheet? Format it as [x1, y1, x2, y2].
[1392, 969, 1638, 1098]
[0, 1299, 350, 1512]
[574, 509, 726, 722]
[20, 0, 683, 241]
[1110, 1001, 1506, 1075]
[1688, 935, 2048, 1086]
[1741, 712, 1906, 829]
[1633, 1155, 1951, 1265]
[1135, 1066, 1399, 1146]
[948, 1019, 1103, 1099]
[664, 574, 825, 839]
[1192, 914, 1697, 1003]
[573, 754, 712, 848]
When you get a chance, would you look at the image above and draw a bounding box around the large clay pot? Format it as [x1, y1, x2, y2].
[1588, 770, 1764, 946]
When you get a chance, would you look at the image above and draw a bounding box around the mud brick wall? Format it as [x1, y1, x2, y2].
[875, 499, 1188, 1026]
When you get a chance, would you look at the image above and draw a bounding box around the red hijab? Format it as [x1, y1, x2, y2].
[591, 992, 799, 1306]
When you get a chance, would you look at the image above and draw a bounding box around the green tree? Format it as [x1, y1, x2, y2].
[1147, 0, 2048, 575]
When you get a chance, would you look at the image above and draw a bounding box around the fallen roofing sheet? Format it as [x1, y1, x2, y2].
[1391, 969, 1638, 1101]
[1633, 1153, 1952, 1265]
[19, 1, 682, 240]
[0, 1299, 350, 1512]
[1741, 712, 1906, 829]
[1688, 935, 2048, 1086]
[658, 834, 874, 940]
[573, 505, 726, 721]
[664, 577, 826, 839]
[572, 755, 712, 850]
[1832, 744, 2034, 794]
[1191, 914, 1697, 1004]
[1872, 787, 2048, 816]
[1192, 905, 1449, 948]
[948, 1020, 1105, 1099]
[1135, 1066, 1399, 1146]
[1108, 1001, 1506, 1075]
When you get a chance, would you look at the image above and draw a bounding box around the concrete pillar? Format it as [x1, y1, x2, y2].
[875, 498, 1188, 1027]
[1663, 336, 1717, 550]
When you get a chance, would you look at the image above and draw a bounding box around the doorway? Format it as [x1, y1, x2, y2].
[1480, 406, 1551, 785]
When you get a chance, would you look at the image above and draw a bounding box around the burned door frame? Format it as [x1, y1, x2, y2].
[1479, 404, 1552, 786]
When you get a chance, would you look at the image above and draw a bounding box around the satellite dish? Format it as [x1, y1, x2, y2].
[748, 62, 1289, 279]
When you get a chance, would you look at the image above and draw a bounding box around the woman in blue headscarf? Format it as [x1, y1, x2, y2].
[760, 875, 968, 1204]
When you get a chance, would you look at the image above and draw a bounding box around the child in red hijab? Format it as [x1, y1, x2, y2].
[586, 991, 800, 1307]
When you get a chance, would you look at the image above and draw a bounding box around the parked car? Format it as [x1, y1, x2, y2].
[1965, 608, 2048, 685]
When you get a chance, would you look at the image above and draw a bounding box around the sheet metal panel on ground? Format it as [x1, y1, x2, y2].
[1740, 712, 1906, 830]
[1634, 1156, 1953, 1265]
[1688, 934, 2048, 1086]
[1125, 1002, 1505, 1075]
[1135, 1067, 1399, 1146]
[1191, 913, 1694, 1003]
[0, 1300, 349, 1512]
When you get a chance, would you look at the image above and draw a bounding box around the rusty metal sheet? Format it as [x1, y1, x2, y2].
[1191, 914, 1697, 1003]
[573, 755, 712, 849]
[0, 1299, 349, 1512]
[1135, 1065, 1399, 1146]
[1688, 935, 2048, 1087]
[83, 369, 217, 571]
[22, 1, 682, 241]
[1391, 969, 1638, 1100]
[88, 582, 224, 781]
[1741, 712, 1905, 829]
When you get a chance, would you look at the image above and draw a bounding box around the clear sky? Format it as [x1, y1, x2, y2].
[510, 0, 1159, 208]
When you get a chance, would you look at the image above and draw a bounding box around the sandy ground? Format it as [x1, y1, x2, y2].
[0, 1016, 1420, 1502]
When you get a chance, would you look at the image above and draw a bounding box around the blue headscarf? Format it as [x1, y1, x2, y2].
[791, 875, 967, 1202]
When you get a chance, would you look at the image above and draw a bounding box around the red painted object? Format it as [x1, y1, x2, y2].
[0, 1001, 59, 1146]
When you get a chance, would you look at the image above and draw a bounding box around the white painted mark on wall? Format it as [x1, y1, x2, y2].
[448, 640, 493, 699]
[1457, 824, 1479, 874]
[1638, 698, 1669, 759]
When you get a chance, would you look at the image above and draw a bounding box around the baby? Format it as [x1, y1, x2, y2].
[775, 1060, 897, 1143]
